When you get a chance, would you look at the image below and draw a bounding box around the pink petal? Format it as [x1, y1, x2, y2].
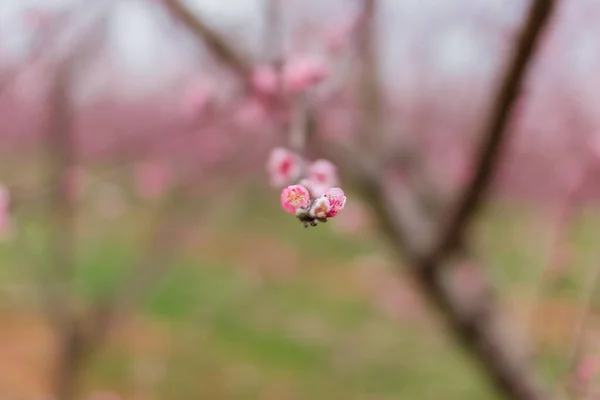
[324, 187, 347, 218]
[267, 147, 301, 187]
[282, 55, 330, 93]
[281, 184, 310, 214]
[300, 178, 330, 198]
[182, 79, 213, 118]
[309, 196, 332, 219]
[251, 65, 279, 95]
[306, 159, 338, 188]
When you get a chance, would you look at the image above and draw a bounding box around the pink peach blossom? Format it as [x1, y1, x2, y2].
[182, 80, 213, 118]
[306, 159, 338, 188]
[135, 162, 171, 200]
[234, 98, 269, 128]
[251, 65, 279, 95]
[576, 356, 598, 384]
[298, 159, 339, 197]
[324, 187, 346, 218]
[282, 55, 330, 93]
[300, 178, 330, 198]
[199, 132, 232, 165]
[281, 184, 310, 214]
[267, 147, 302, 187]
[309, 196, 332, 219]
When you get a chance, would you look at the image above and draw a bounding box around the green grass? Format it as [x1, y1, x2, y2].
[2, 192, 599, 399]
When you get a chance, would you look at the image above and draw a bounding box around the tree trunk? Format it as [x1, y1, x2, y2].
[52, 327, 86, 400]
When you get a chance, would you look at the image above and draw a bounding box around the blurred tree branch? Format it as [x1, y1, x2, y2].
[355, 0, 382, 151]
[338, 1, 560, 399]
[433, 0, 557, 259]
[46, 53, 85, 400]
[160, 0, 252, 82]
[263, 0, 283, 64]
[20, 0, 560, 398]
[31, 5, 121, 399]
[0, 0, 110, 99]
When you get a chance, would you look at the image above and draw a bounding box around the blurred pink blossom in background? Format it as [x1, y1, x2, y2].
[576, 356, 598, 386]
[282, 55, 330, 93]
[300, 159, 339, 197]
[181, 79, 213, 119]
[198, 130, 233, 165]
[321, 107, 357, 141]
[251, 65, 279, 95]
[300, 178, 331, 198]
[135, 162, 172, 200]
[306, 159, 338, 188]
[0, 184, 11, 240]
[233, 98, 270, 129]
[267, 147, 302, 187]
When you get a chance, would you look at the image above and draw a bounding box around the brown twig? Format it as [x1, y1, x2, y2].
[160, 0, 252, 82]
[45, 52, 83, 400]
[355, 0, 382, 152]
[341, 1, 559, 399]
[263, 0, 283, 64]
[433, 0, 557, 259]
[36, 8, 114, 399]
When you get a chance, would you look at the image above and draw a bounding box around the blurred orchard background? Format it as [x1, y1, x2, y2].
[0, 0, 598, 399]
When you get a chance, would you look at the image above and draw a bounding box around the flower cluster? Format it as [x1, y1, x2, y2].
[267, 148, 346, 227]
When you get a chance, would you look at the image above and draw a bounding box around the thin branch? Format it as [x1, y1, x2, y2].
[355, 0, 382, 151]
[160, 0, 251, 81]
[338, 0, 561, 399]
[263, 0, 283, 64]
[327, 144, 550, 400]
[351, 0, 446, 221]
[434, 0, 557, 258]
[0, 3, 81, 98]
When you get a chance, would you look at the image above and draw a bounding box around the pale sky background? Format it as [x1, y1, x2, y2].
[0, 0, 597, 101]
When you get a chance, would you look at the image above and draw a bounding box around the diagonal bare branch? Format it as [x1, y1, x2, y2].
[160, 0, 252, 81]
[355, 0, 383, 150]
[337, 1, 561, 399]
[434, 0, 557, 258]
